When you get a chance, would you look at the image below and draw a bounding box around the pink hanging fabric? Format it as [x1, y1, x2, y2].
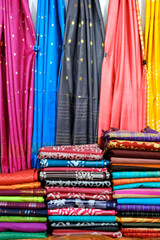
[98, 0, 146, 139]
[0, 0, 36, 172]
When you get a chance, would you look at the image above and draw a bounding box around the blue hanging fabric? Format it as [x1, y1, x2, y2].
[31, 0, 65, 168]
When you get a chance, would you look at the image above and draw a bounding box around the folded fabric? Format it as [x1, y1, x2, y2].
[46, 193, 113, 201]
[50, 222, 119, 231]
[40, 172, 110, 181]
[52, 230, 123, 237]
[46, 187, 112, 195]
[0, 196, 44, 202]
[47, 199, 116, 210]
[113, 177, 160, 186]
[38, 144, 103, 160]
[116, 204, 160, 212]
[0, 208, 47, 216]
[101, 130, 160, 147]
[0, 182, 41, 190]
[117, 217, 160, 223]
[105, 140, 160, 153]
[122, 222, 160, 228]
[0, 232, 47, 239]
[111, 165, 160, 172]
[40, 160, 109, 168]
[113, 182, 160, 190]
[41, 167, 108, 172]
[48, 208, 116, 216]
[107, 149, 160, 159]
[117, 198, 160, 205]
[118, 212, 160, 218]
[0, 222, 47, 232]
[0, 216, 47, 222]
[45, 180, 111, 188]
[0, 188, 46, 196]
[48, 216, 116, 222]
[122, 228, 160, 233]
[0, 202, 46, 209]
[115, 189, 160, 194]
[114, 194, 160, 198]
[112, 171, 160, 179]
[110, 157, 160, 165]
[0, 169, 38, 185]
[124, 232, 160, 237]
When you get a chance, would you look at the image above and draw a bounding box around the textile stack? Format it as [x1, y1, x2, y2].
[100, 128, 160, 238]
[38, 144, 122, 237]
[0, 169, 47, 239]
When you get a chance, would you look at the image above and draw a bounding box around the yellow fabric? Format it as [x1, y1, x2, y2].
[145, 0, 160, 130]
[117, 217, 160, 223]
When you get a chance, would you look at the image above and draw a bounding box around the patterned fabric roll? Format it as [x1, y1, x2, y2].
[38, 144, 103, 160]
[40, 171, 110, 181]
[0, 189, 46, 196]
[101, 130, 160, 148]
[0, 222, 47, 232]
[46, 187, 112, 195]
[47, 199, 116, 210]
[48, 208, 116, 216]
[0, 202, 46, 209]
[48, 216, 116, 222]
[50, 222, 119, 230]
[105, 140, 160, 153]
[45, 180, 111, 188]
[116, 204, 160, 212]
[112, 171, 160, 179]
[0, 208, 47, 216]
[46, 193, 112, 201]
[52, 230, 123, 237]
[0, 216, 47, 222]
[40, 160, 109, 168]
[113, 182, 160, 190]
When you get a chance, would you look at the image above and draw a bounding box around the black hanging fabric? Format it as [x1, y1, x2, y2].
[56, 0, 105, 145]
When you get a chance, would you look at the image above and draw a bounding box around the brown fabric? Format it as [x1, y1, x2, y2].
[111, 157, 160, 164]
[105, 150, 160, 159]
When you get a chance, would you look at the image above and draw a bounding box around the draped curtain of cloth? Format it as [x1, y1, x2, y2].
[145, 0, 160, 131]
[55, 0, 105, 146]
[0, 0, 36, 173]
[98, 0, 146, 139]
[31, 0, 65, 168]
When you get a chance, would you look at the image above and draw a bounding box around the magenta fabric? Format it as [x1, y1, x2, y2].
[115, 189, 160, 195]
[0, 222, 47, 232]
[41, 168, 108, 172]
[0, 0, 36, 172]
[48, 208, 116, 216]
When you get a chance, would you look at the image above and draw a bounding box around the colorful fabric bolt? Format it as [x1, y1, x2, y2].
[112, 171, 160, 179]
[46, 187, 112, 195]
[116, 204, 160, 212]
[0, 202, 46, 209]
[0, 208, 47, 216]
[48, 215, 116, 222]
[45, 180, 111, 188]
[0, 222, 47, 232]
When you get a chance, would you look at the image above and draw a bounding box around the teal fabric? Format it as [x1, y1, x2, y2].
[48, 215, 116, 222]
[113, 182, 160, 190]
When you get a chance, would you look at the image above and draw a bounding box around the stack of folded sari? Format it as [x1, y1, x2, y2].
[0, 169, 47, 239]
[100, 128, 160, 238]
[38, 144, 122, 237]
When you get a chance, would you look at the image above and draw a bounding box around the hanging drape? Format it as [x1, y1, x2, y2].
[0, 0, 36, 173]
[55, 0, 105, 146]
[145, 0, 160, 131]
[31, 0, 65, 168]
[98, 0, 146, 139]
